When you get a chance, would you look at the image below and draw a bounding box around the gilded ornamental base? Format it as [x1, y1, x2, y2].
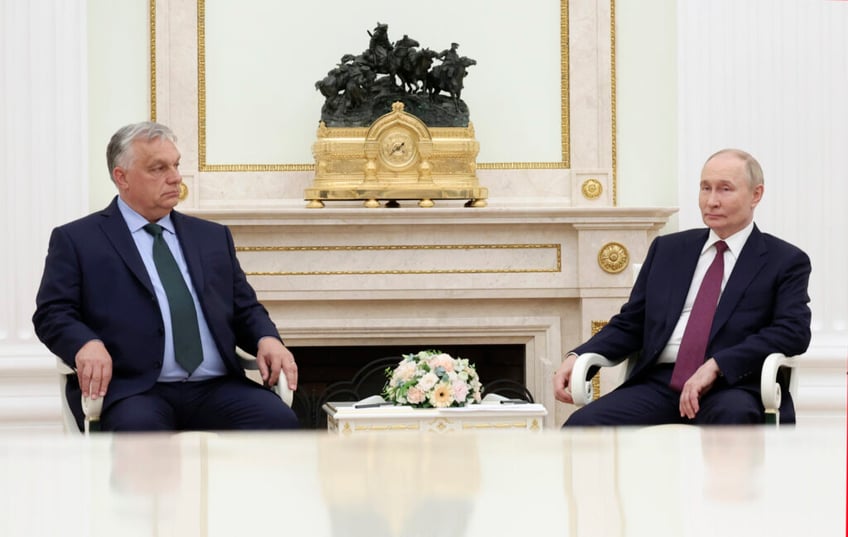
[305, 102, 488, 208]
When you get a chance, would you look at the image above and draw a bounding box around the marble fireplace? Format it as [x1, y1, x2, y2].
[199, 205, 674, 427]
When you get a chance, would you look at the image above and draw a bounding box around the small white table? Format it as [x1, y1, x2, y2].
[322, 401, 548, 435]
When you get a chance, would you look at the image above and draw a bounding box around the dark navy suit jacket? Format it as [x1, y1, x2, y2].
[33, 197, 281, 418]
[573, 225, 811, 408]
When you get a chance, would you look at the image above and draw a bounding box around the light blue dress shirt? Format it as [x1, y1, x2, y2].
[118, 198, 227, 381]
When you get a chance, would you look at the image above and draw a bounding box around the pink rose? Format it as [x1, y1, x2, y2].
[452, 381, 469, 403]
[406, 386, 425, 405]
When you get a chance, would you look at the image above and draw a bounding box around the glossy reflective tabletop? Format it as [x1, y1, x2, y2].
[1, 425, 844, 536]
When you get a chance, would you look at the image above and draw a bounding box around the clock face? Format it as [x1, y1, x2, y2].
[379, 128, 417, 170]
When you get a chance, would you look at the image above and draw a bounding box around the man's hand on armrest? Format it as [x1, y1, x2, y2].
[256, 336, 298, 391]
[553, 353, 579, 404]
[75, 340, 113, 400]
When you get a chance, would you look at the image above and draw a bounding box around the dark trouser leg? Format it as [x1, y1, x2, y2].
[564, 366, 682, 427]
[181, 377, 299, 430]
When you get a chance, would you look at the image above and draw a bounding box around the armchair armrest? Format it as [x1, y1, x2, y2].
[56, 358, 102, 434]
[236, 347, 294, 407]
[760, 353, 800, 419]
[571, 353, 627, 407]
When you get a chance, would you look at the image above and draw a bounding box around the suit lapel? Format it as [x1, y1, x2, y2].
[662, 231, 709, 333]
[172, 212, 206, 293]
[711, 225, 767, 338]
[98, 198, 155, 295]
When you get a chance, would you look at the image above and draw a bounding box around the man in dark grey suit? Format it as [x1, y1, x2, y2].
[34, 121, 299, 431]
[553, 149, 811, 425]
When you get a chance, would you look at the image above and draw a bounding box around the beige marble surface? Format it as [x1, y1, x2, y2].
[195, 206, 674, 427]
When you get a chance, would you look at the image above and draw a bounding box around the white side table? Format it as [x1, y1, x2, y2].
[322, 401, 548, 435]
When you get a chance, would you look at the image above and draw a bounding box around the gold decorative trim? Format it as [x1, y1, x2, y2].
[197, 0, 208, 169]
[237, 243, 562, 276]
[581, 178, 603, 200]
[202, 163, 315, 173]
[192, 0, 574, 172]
[478, 162, 568, 170]
[427, 417, 453, 432]
[561, 0, 570, 167]
[610, 0, 617, 206]
[591, 320, 608, 401]
[353, 423, 420, 432]
[461, 422, 529, 430]
[591, 320, 608, 337]
[178, 183, 188, 201]
[149, 0, 157, 122]
[597, 242, 629, 274]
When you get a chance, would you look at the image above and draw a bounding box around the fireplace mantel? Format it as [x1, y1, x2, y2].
[197, 206, 676, 427]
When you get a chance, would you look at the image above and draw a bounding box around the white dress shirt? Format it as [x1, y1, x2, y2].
[656, 221, 755, 364]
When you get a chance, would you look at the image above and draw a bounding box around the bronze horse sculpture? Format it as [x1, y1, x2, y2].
[426, 56, 477, 110]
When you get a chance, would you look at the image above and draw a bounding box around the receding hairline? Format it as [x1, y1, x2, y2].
[703, 148, 764, 188]
[106, 121, 178, 181]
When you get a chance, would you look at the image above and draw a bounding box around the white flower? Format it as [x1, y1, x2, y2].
[417, 372, 439, 392]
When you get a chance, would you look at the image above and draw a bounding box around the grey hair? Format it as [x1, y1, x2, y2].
[106, 122, 177, 183]
[705, 148, 764, 189]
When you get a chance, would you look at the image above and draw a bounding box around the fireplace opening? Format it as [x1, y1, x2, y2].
[287, 344, 526, 429]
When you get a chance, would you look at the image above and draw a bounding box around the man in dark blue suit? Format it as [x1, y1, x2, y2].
[34, 122, 299, 431]
[553, 149, 811, 425]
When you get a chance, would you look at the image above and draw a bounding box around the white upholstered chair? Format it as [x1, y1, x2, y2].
[571, 351, 801, 426]
[56, 348, 295, 434]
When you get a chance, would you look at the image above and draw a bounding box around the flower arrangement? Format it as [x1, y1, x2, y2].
[383, 350, 483, 408]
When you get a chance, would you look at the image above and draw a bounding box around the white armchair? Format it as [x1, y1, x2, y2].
[235, 346, 295, 407]
[571, 352, 800, 426]
[57, 348, 295, 434]
[56, 357, 103, 434]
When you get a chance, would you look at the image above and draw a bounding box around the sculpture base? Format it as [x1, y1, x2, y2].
[304, 185, 488, 208]
[306, 102, 487, 208]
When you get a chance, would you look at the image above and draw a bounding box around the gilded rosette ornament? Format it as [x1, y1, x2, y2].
[306, 102, 487, 208]
[581, 178, 603, 200]
[597, 242, 629, 274]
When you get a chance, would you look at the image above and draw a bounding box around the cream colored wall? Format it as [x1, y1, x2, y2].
[85, 1, 668, 214]
[614, 0, 678, 228]
[87, 0, 149, 210]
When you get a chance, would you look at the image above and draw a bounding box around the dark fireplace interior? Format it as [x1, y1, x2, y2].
[288, 344, 527, 429]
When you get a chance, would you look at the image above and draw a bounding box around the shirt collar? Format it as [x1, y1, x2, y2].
[703, 220, 754, 257]
[117, 197, 175, 235]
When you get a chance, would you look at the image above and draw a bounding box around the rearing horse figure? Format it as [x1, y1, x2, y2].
[426, 56, 477, 111]
[398, 48, 438, 93]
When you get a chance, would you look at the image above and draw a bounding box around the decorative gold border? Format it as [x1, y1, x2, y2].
[462, 422, 531, 430]
[561, 0, 570, 167]
[149, 0, 157, 121]
[193, 0, 573, 172]
[610, 0, 617, 206]
[591, 320, 608, 336]
[237, 243, 562, 276]
[353, 423, 420, 432]
[590, 320, 608, 401]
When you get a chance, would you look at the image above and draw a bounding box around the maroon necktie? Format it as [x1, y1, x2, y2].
[670, 240, 728, 391]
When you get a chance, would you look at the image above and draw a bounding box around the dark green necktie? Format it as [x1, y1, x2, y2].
[143, 223, 203, 374]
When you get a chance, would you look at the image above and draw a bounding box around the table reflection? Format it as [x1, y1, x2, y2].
[0, 425, 843, 537]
